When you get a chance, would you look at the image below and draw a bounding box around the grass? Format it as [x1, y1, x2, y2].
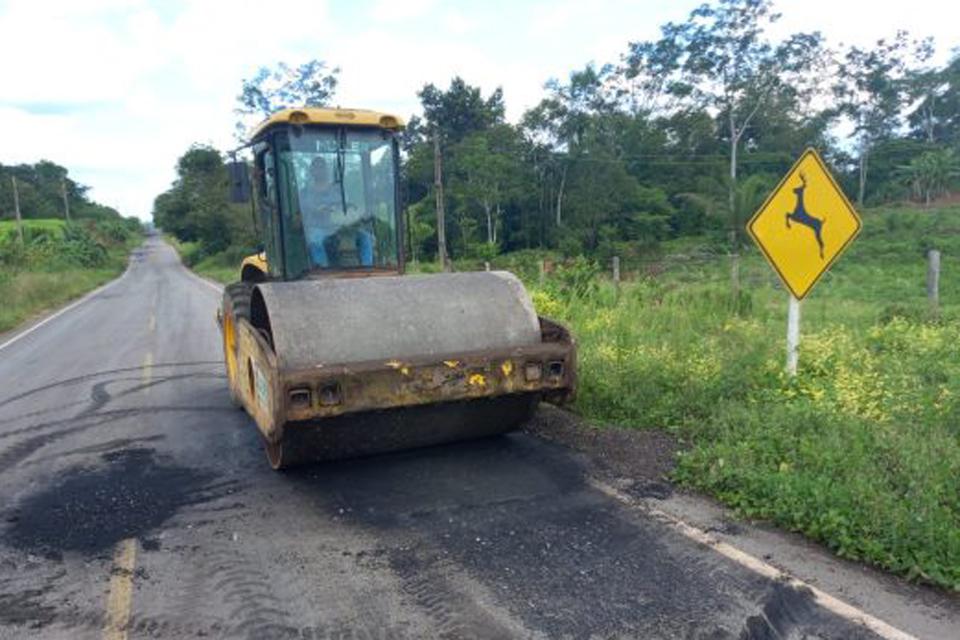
[192, 254, 239, 284]
[164, 235, 240, 284]
[528, 204, 960, 591]
[165, 204, 960, 589]
[0, 219, 67, 240]
[0, 220, 141, 334]
[0, 268, 123, 333]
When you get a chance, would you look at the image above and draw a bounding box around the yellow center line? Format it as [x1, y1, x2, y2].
[103, 538, 137, 640]
[147, 312, 156, 334]
[142, 351, 153, 389]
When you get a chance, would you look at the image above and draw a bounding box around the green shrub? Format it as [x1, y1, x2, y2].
[58, 223, 109, 268]
[550, 256, 601, 300]
[529, 226, 960, 589]
[0, 218, 141, 332]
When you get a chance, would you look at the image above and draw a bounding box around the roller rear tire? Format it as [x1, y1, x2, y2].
[263, 394, 539, 470]
[222, 282, 254, 408]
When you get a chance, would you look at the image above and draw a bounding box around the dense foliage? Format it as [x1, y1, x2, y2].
[0, 218, 142, 271]
[0, 160, 129, 222]
[0, 217, 143, 332]
[0, 157, 143, 273]
[151, 1, 960, 588]
[398, 1, 960, 261]
[158, 0, 960, 268]
[152, 145, 258, 262]
[0, 157, 144, 332]
[527, 204, 960, 590]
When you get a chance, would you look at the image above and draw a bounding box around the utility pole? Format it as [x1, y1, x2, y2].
[61, 177, 71, 221]
[433, 130, 449, 271]
[11, 176, 24, 246]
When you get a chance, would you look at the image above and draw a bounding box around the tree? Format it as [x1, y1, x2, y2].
[453, 126, 525, 248]
[908, 53, 960, 146]
[404, 200, 436, 264]
[418, 77, 505, 145]
[415, 77, 506, 261]
[904, 39, 940, 144]
[153, 145, 254, 254]
[898, 149, 959, 206]
[234, 60, 340, 138]
[522, 65, 614, 228]
[625, 0, 826, 246]
[834, 32, 928, 206]
[562, 147, 673, 255]
[0, 161, 119, 221]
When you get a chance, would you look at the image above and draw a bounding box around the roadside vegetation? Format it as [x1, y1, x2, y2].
[164, 234, 247, 284]
[154, 0, 960, 591]
[0, 160, 143, 333]
[155, 146, 259, 284]
[517, 204, 960, 591]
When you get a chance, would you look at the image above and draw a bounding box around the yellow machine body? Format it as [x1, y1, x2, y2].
[218, 106, 576, 469]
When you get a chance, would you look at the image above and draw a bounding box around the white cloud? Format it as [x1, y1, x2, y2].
[0, 0, 957, 220]
[770, 0, 958, 63]
[368, 0, 439, 22]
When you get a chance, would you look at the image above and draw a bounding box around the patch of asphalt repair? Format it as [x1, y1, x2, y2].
[523, 403, 680, 499]
[525, 407, 952, 639]
[3, 447, 224, 557]
[0, 238, 947, 638]
[283, 429, 880, 639]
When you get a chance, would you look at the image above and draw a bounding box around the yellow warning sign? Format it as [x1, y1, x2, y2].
[746, 148, 861, 300]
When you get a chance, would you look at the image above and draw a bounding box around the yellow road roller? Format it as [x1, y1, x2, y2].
[219, 107, 576, 469]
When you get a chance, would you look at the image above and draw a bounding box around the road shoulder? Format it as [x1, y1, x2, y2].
[524, 405, 960, 640]
[0, 260, 136, 354]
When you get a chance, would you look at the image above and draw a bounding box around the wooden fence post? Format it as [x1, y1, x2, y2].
[927, 249, 941, 316]
[730, 252, 741, 308]
[11, 176, 24, 246]
[61, 177, 71, 222]
[612, 256, 621, 300]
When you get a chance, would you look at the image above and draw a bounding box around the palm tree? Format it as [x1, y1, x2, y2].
[898, 150, 960, 206]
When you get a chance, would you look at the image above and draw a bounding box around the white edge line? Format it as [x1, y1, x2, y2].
[0, 267, 131, 354]
[184, 268, 225, 294]
[157, 234, 224, 295]
[0, 239, 919, 640]
[588, 479, 918, 640]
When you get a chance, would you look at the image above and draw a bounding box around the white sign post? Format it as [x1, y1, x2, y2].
[786, 295, 801, 376]
[747, 149, 862, 378]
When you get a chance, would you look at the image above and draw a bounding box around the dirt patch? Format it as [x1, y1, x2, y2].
[3, 448, 222, 556]
[524, 405, 681, 498]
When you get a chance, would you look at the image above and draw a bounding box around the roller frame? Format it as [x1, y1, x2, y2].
[226, 310, 575, 448]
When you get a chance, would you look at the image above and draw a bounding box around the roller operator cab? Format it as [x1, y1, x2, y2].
[237, 108, 405, 282]
[219, 107, 576, 470]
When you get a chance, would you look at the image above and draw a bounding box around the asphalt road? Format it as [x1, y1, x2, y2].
[0, 237, 932, 639]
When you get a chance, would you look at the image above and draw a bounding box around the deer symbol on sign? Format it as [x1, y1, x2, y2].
[785, 172, 825, 259]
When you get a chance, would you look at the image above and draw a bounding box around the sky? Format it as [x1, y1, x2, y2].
[0, 0, 957, 220]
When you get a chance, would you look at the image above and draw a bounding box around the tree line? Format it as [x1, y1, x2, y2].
[155, 0, 960, 267]
[0, 160, 125, 222]
[153, 145, 256, 256]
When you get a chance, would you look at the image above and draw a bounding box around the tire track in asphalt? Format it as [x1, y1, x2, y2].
[0, 361, 222, 413]
[387, 547, 524, 640]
